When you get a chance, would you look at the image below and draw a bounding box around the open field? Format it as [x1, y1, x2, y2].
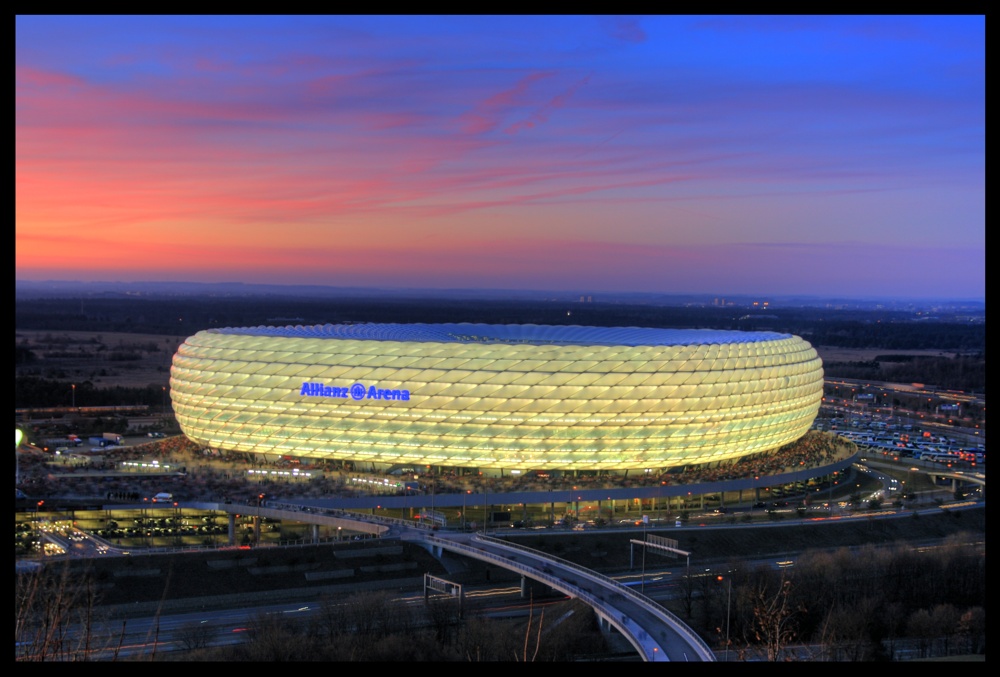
[16, 329, 186, 389]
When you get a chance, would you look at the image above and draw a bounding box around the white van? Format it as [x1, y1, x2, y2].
[152, 492, 173, 502]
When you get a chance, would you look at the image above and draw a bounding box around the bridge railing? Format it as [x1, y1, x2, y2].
[255, 502, 437, 533]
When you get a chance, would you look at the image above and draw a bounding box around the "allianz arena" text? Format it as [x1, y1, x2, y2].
[300, 381, 411, 401]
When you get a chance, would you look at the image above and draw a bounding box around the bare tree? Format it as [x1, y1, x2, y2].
[240, 610, 309, 661]
[956, 606, 985, 655]
[905, 608, 935, 658]
[816, 597, 881, 661]
[175, 620, 217, 651]
[15, 562, 109, 662]
[750, 572, 802, 661]
[425, 594, 461, 645]
[929, 603, 961, 657]
[455, 615, 520, 661]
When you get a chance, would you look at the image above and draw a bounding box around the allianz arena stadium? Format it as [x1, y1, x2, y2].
[169, 323, 824, 472]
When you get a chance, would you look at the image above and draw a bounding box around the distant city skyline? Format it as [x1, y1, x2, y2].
[16, 15, 984, 301]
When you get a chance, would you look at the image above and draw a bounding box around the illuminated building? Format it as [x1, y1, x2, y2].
[170, 323, 824, 471]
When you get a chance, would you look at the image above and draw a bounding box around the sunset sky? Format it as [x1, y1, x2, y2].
[16, 15, 984, 300]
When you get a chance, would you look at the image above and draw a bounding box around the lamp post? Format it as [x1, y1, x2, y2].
[717, 575, 732, 661]
[641, 519, 647, 594]
[71, 383, 76, 409]
[462, 490, 470, 531]
[16, 429, 24, 488]
[255, 493, 264, 546]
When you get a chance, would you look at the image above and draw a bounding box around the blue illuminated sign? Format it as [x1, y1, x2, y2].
[300, 382, 410, 401]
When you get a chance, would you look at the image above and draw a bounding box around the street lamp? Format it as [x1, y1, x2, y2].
[16, 429, 24, 488]
[255, 493, 265, 546]
[641, 518, 647, 594]
[71, 383, 76, 409]
[462, 490, 470, 531]
[717, 575, 732, 661]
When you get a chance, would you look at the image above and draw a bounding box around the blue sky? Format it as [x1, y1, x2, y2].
[16, 15, 985, 300]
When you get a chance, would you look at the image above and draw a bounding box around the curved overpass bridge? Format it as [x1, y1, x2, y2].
[409, 530, 714, 662]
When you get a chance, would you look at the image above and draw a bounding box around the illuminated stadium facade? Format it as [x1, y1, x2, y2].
[169, 323, 824, 472]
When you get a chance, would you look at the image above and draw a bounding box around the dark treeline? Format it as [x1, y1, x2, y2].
[824, 355, 986, 393]
[15, 376, 167, 411]
[15, 295, 986, 351]
[684, 535, 986, 661]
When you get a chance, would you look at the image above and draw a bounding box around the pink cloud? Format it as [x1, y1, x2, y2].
[599, 16, 647, 43]
[15, 66, 85, 88]
[458, 71, 554, 135]
[505, 73, 592, 135]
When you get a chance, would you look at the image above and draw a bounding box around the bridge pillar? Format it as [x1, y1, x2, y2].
[312, 524, 319, 543]
[227, 513, 236, 545]
[521, 574, 528, 598]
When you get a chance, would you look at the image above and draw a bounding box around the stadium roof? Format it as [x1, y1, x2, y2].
[214, 323, 792, 347]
